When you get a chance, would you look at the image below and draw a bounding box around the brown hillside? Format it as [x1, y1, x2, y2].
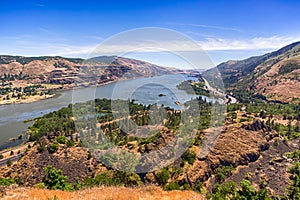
[205, 42, 300, 103]
[1, 186, 205, 200]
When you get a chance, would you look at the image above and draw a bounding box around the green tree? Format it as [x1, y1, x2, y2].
[7, 159, 12, 166]
[48, 141, 59, 153]
[0, 178, 16, 186]
[164, 182, 180, 191]
[215, 165, 234, 183]
[182, 150, 196, 165]
[156, 168, 170, 185]
[210, 181, 237, 200]
[42, 166, 73, 191]
[238, 179, 256, 199]
[287, 162, 300, 200]
[56, 136, 67, 144]
[66, 139, 74, 147]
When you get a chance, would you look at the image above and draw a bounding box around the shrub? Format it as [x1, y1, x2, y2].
[209, 181, 237, 199]
[286, 162, 300, 199]
[0, 178, 16, 186]
[156, 168, 170, 185]
[6, 159, 12, 166]
[48, 141, 59, 153]
[164, 182, 180, 191]
[194, 180, 203, 193]
[238, 179, 256, 197]
[215, 165, 234, 183]
[37, 141, 46, 153]
[0, 154, 4, 159]
[209, 179, 271, 199]
[244, 172, 252, 180]
[56, 136, 67, 144]
[42, 166, 73, 191]
[83, 171, 117, 187]
[182, 150, 196, 165]
[66, 139, 74, 147]
[115, 171, 142, 187]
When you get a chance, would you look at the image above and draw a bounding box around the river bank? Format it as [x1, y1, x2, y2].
[0, 74, 201, 148]
[0, 94, 57, 106]
[0, 78, 129, 106]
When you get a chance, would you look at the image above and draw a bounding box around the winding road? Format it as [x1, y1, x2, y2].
[203, 78, 237, 104]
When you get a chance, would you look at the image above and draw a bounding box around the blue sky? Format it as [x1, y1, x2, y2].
[1, 0, 300, 68]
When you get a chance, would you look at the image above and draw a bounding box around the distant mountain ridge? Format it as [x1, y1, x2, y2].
[0, 55, 177, 88]
[205, 41, 300, 103]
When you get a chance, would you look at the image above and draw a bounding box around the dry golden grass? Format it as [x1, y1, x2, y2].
[3, 186, 205, 200]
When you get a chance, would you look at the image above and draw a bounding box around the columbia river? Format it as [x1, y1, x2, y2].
[0, 74, 201, 148]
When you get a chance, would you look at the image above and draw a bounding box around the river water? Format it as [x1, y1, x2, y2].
[0, 74, 201, 148]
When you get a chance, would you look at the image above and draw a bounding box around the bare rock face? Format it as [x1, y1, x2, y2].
[242, 120, 272, 132]
[185, 123, 277, 185]
[6, 144, 106, 186]
[186, 160, 210, 183]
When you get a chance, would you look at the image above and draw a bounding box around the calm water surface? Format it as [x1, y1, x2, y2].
[0, 74, 201, 147]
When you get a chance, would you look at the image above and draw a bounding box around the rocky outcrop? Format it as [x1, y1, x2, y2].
[5, 141, 106, 186]
[184, 122, 279, 186]
[243, 120, 272, 132]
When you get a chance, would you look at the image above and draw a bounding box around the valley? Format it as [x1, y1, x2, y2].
[0, 42, 299, 199]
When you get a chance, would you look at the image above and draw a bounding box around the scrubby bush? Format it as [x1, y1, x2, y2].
[156, 168, 170, 185]
[37, 141, 46, 153]
[6, 159, 12, 166]
[215, 165, 234, 183]
[56, 136, 67, 144]
[208, 179, 272, 199]
[66, 139, 74, 147]
[164, 182, 180, 191]
[82, 170, 142, 187]
[42, 166, 73, 191]
[287, 162, 300, 199]
[48, 141, 59, 153]
[182, 150, 196, 165]
[0, 177, 16, 186]
[194, 180, 203, 193]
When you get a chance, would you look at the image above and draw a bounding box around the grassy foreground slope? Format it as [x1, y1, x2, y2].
[2, 186, 204, 200]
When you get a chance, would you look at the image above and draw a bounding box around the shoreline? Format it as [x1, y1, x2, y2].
[0, 94, 57, 106]
[0, 73, 182, 152]
[0, 75, 165, 106]
[0, 78, 132, 106]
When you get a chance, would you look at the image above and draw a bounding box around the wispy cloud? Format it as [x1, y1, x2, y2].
[1, 35, 300, 58]
[84, 35, 104, 41]
[168, 22, 242, 32]
[39, 28, 62, 37]
[34, 3, 45, 7]
[199, 36, 300, 50]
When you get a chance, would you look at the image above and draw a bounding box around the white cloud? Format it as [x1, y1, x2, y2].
[168, 22, 242, 32]
[199, 36, 300, 51]
[1, 35, 300, 58]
